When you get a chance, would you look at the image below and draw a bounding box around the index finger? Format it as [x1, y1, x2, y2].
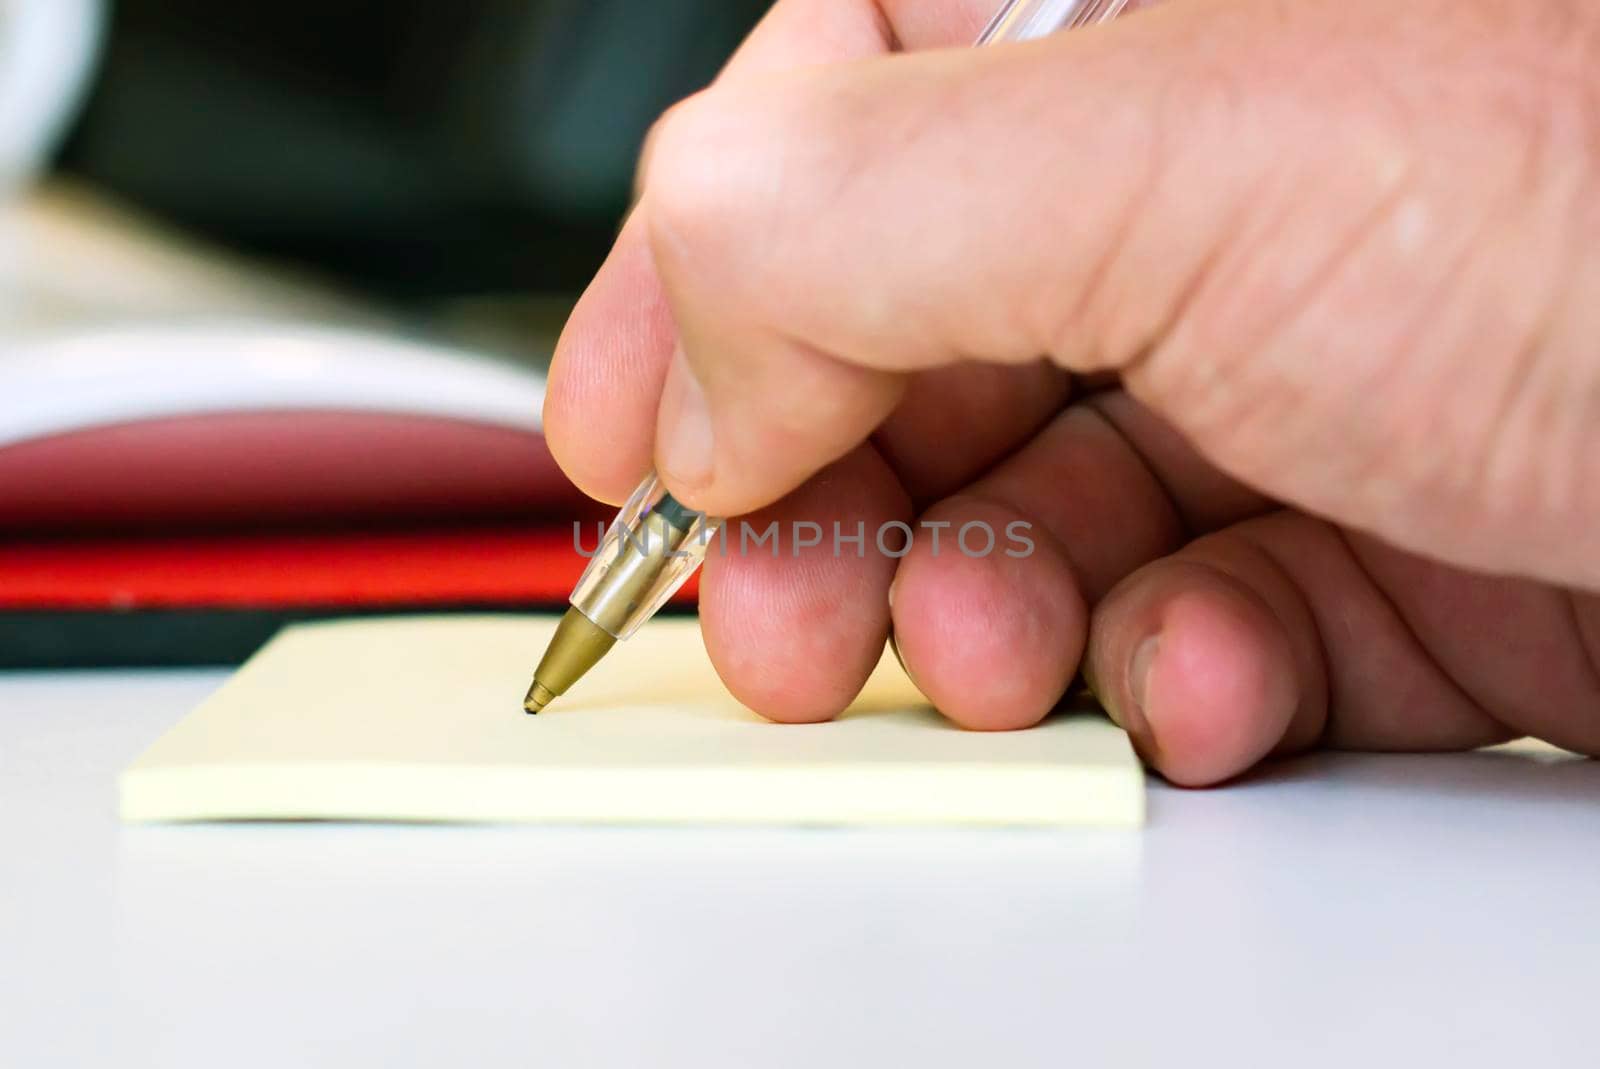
[542, 0, 1000, 505]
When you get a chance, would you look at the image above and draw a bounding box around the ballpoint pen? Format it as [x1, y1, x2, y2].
[523, 0, 1133, 714]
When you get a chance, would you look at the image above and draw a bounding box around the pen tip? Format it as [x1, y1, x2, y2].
[524, 680, 557, 715]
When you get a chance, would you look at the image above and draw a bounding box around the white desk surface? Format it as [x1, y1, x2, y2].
[2, 669, 1596, 1069]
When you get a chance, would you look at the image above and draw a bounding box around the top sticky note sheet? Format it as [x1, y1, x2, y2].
[121, 615, 1144, 827]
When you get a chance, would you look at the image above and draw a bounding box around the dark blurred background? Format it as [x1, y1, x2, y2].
[0, 0, 773, 667]
[57, 0, 770, 299]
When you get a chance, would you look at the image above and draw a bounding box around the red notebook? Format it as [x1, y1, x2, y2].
[0, 323, 678, 667]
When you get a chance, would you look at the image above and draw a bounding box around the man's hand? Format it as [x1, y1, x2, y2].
[544, 0, 1600, 784]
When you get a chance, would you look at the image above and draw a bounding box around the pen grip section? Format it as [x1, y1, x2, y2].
[570, 474, 722, 639]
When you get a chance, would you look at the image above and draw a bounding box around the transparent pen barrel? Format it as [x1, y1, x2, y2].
[569, 474, 722, 640]
[977, 0, 1129, 44]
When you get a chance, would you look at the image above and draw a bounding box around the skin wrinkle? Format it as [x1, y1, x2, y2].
[1506, 28, 1559, 200]
[1077, 395, 1196, 544]
[1092, 10, 1373, 409]
[1127, 177, 1403, 523]
[1507, 0, 1600, 109]
[1200, 176, 1417, 443]
[1563, 593, 1600, 725]
[1339, 532, 1555, 743]
[1127, 25, 1433, 513]
[1469, 20, 1599, 530]
[1287, 177, 1503, 551]
[1328, 525, 1503, 747]
[1475, 241, 1565, 535]
[1560, 203, 1600, 564]
[1563, 284, 1600, 568]
[1042, 52, 1168, 367]
[1058, 50, 1265, 378]
[1408, 167, 1587, 556]
[869, 0, 901, 53]
[1518, 86, 1600, 530]
[1103, 144, 1261, 428]
[1218, 524, 1333, 752]
[1389, 4, 1600, 556]
[1136, 32, 1423, 421]
[1433, 230, 1542, 531]
[1582, 20, 1600, 175]
[1572, 596, 1600, 726]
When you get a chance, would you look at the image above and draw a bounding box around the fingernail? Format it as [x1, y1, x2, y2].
[1122, 634, 1160, 757]
[656, 346, 715, 490]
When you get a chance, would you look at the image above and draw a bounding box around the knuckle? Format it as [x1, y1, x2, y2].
[641, 82, 813, 326]
[640, 90, 755, 285]
[641, 95, 721, 232]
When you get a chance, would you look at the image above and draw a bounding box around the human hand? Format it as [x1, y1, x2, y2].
[544, 0, 1600, 783]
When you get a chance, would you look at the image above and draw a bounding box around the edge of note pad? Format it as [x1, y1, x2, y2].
[120, 757, 1143, 827]
[119, 616, 1145, 828]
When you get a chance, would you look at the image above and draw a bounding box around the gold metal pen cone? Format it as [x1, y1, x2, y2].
[520, 478, 719, 713]
[522, 681, 557, 714]
[523, 606, 617, 714]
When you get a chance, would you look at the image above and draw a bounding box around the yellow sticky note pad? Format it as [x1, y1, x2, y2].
[120, 616, 1144, 827]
